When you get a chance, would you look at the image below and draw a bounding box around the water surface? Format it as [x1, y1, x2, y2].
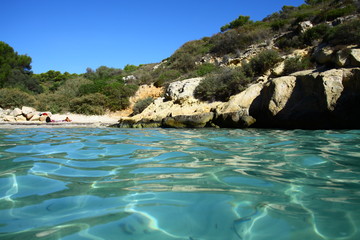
[0, 128, 359, 240]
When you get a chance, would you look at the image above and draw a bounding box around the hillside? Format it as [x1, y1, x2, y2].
[1, 0, 360, 128]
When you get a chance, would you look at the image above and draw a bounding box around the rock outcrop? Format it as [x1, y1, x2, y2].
[249, 68, 360, 128]
[116, 44, 360, 129]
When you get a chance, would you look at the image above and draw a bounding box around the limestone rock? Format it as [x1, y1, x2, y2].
[348, 49, 360, 67]
[298, 21, 313, 33]
[162, 112, 214, 128]
[313, 46, 334, 65]
[21, 106, 36, 115]
[216, 83, 264, 114]
[11, 108, 23, 117]
[15, 115, 27, 122]
[334, 49, 350, 67]
[30, 113, 41, 121]
[250, 68, 358, 128]
[3, 115, 15, 122]
[165, 77, 203, 103]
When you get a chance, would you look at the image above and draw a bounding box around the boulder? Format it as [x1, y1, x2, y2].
[29, 113, 41, 121]
[216, 83, 264, 114]
[333, 49, 350, 67]
[348, 49, 360, 67]
[165, 77, 203, 103]
[313, 46, 334, 65]
[21, 106, 36, 115]
[298, 21, 313, 33]
[10, 108, 23, 117]
[3, 115, 15, 122]
[15, 115, 27, 122]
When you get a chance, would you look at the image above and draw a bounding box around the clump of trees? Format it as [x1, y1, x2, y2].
[0, 41, 42, 93]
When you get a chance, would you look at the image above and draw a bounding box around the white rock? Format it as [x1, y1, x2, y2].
[165, 77, 203, 103]
[11, 108, 23, 117]
[21, 106, 36, 115]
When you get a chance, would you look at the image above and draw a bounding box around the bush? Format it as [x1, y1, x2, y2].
[132, 97, 154, 115]
[220, 15, 252, 32]
[194, 68, 250, 102]
[157, 69, 181, 84]
[246, 49, 281, 77]
[210, 27, 271, 56]
[102, 82, 138, 111]
[196, 63, 218, 77]
[302, 23, 331, 45]
[270, 19, 289, 31]
[56, 77, 92, 98]
[70, 93, 108, 115]
[314, 4, 357, 23]
[0, 88, 36, 109]
[325, 19, 360, 46]
[282, 56, 314, 75]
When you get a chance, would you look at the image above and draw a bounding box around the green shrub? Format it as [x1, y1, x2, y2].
[70, 93, 108, 115]
[325, 19, 360, 46]
[35, 93, 69, 113]
[56, 77, 92, 98]
[132, 97, 154, 115]
[210, 27, 271, 56]
[275, 35, 304, 50]
[170, 52, 197, 73]
[314, 4, 357, 23]
[194, 68, 250, 102]
[270, 19, 289, 31]
[282, 56, 314, 75]
[246, 49, 281, 77]
[0, 88, 36, 109]
[102, 82, 138, 111]
[155, 69, 181, 86]
[123, 64, 138, 73]
[196, 63, 218, 77]
[302, 23, 331, 45]
[220, 15, 252, 32]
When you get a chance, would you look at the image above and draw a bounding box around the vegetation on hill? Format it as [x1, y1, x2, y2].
[0, 0, 359, 114]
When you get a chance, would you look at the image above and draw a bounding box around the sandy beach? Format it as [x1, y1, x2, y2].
[0, 113, 121, 128]
[50, 113, 120, 124]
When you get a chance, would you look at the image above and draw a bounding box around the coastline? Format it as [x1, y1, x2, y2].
[0, 113, 120, 128]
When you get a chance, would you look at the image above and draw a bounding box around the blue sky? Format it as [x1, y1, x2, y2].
[1, 0, 305, 74]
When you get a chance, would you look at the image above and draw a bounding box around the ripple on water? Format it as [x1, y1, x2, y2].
[0, 128, 359, 240]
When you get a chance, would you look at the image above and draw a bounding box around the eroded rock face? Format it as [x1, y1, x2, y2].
[117, 66, 360, 129]
[250, 68, 360, 128]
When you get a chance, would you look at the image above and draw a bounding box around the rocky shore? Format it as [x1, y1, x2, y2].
[116, 44, 360, 129]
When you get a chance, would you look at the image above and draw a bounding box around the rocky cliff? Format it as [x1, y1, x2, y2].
[116, 43, 360, 129]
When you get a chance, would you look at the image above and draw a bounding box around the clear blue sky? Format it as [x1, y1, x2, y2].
[1, 0, 305, 74]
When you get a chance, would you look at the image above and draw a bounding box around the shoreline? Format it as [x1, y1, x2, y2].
[0, 113, 120, 128]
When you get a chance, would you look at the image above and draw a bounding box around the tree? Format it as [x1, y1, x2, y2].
[220, 15, 252, 32]
[0, 41, 42, 93]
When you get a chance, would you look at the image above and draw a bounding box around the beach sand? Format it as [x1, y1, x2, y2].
[0, 113, 121, 128]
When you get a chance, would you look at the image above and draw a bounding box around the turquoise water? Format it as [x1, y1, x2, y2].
[0, 128, 359, 240]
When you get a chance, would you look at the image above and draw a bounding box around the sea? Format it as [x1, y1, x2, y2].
[0, 127, 359, 240]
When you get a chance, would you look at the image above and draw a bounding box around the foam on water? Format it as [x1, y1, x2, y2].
[0, 128, 359, 240]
